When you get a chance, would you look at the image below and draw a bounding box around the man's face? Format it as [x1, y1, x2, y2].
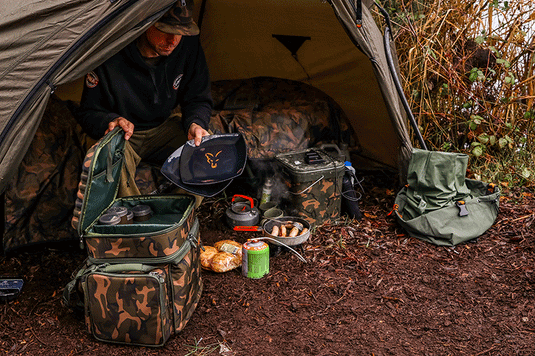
[144, 26, 183, 57]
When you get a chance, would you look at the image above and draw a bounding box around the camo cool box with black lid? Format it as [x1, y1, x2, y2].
[275, 148, 345, 226]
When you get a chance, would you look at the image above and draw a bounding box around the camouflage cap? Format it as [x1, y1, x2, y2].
[154, 0, 199, 36]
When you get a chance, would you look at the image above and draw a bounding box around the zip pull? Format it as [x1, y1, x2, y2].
[79, 233, 85, 250]
[187, 218, 200, 247]
[355, 0, 362, 28]
[186, 230, 199, 249]
[149, 271, 165, 283]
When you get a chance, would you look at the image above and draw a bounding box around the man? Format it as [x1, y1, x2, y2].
[76, 0, 212, 198]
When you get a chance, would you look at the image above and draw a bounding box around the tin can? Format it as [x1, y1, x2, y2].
[242, 239, 269, 279]
[106, 206, 132, 224]
[259, 178, 273, 206]
[98, 213, 121, 226]
[132, 204, 153, 222]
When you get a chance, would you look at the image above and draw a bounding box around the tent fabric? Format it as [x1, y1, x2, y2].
[0, 0, 176, 194]
[3, 96, 84, 252]
[1, 0, 414, 194]
[4, 78, 350, 252]
[3, 96, 166, 252]
[195, 0, 412, 173]
[330, 0, 412, 174]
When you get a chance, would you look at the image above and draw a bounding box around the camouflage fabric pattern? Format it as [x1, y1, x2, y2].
[4, 95, 84, 252]
[134, 163, 168, 195]
[283, 177, 343, 227]
[83, 266, 172, 346]
[209, 77, 355, 159]
[72, 141, 164, 232]
[170, 233, 202, 332]
[6, 77, 352, 251]
[81, 233, 202, 346]
[71, 140, 98, 231]
[4, 95, 165, 252]
[85, 205, 196, 260]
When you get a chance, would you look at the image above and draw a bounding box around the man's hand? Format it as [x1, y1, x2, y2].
[106, 117, 134, 140]
[188, 123, 210, 146]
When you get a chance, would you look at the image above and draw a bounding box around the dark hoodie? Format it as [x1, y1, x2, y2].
[76, 35, 213, 140]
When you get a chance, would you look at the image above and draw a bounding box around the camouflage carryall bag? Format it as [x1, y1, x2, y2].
[63, 127, 202, 346]
[63, 219, 201, 347]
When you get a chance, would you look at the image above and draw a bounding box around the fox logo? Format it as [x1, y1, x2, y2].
[205, 151, 222, 168]
[85, 71, 99, 88]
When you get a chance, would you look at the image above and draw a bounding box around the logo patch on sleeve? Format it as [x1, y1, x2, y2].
[173, 74, 183, 90]
[85, 71, 99, 88]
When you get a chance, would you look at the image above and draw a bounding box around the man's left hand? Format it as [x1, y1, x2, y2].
[188, 123, 210, 146]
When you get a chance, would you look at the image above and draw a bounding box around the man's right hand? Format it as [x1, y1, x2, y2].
[106, 117, 134, 140]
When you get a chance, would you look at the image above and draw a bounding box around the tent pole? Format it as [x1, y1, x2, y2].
[198, 0, 208, 30]
[375, 3, 428, 150]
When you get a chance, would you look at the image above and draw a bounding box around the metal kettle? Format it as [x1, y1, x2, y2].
[226, 195, 260, 227]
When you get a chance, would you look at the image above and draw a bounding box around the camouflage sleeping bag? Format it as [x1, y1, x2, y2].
[208, 76, 355, 160]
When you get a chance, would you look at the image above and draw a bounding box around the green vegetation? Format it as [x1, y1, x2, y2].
[381, 0, 535, 187]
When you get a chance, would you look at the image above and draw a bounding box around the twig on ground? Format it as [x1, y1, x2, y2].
[30, 327, 48, 346]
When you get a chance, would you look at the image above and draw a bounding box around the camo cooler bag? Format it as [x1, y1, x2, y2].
[63, 219, 201, 347]
[63, 127, 202, 346]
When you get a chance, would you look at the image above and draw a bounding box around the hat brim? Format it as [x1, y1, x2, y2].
[161, 134, 247, 197]
[153, 21, 200, 36]
[179, 133, 247, 185]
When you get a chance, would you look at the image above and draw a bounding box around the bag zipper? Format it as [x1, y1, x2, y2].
[83, 194, 196, 239]
[87, 218, 199, 265]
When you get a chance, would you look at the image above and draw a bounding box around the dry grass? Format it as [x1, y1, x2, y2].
[380, 0, 535, 186]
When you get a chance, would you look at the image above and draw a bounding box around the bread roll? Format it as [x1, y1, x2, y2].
[200, 246, 219, 269]
[214, 239, 242, 258]
[210, 252, 241, 273]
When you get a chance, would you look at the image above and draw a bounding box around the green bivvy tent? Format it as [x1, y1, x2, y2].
[0, 0, 419, 250]
[0, 0, 415, 191]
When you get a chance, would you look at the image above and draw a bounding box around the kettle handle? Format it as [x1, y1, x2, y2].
[232, 194, 254, 208]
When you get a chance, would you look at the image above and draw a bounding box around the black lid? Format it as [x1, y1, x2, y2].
[179, 133, 247, 185]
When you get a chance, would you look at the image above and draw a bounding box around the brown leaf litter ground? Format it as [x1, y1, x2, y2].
[1, 174, 534, 356]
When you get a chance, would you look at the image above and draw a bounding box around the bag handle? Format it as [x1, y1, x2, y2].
[62, 262, 155, 309]
[97, 263, 154, 274]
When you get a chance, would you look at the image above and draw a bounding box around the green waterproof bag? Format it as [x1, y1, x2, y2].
[392, 149, 500, 246]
